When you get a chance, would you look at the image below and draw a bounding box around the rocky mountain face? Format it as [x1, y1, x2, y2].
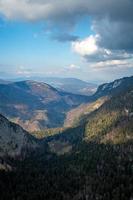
[94, 76, 133, 99]
[0, 80, 89, 132]
[0, 114, 38, 159]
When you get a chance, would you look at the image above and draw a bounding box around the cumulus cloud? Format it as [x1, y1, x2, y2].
[72, 33, 133, 71]
[72, 35, 98, 56]
[72, 35, 133, 63]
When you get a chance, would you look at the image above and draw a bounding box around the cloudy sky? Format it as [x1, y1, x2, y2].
[0, 0, 133, 83]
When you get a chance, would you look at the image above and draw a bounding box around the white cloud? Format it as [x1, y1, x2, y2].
[16, 66, 32, 76]
[95, 60, 132, 68]
[0, 0, 53, 21]
[72, 34, 133, 64]
[72, 35, 98, 56]
[68, 64, 81, 70]
[0, 0, 133, 53]
[72, 34, 116, 61]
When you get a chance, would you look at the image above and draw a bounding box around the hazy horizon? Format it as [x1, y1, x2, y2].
[1, 72, 132, 85]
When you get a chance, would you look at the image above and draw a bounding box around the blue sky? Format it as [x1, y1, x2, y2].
[0, 18, 89, 78]
[0, 17, 93, 80]
[0, 0, 133, 83]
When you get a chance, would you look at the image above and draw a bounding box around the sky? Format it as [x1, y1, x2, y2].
[0, 0, 133, 83]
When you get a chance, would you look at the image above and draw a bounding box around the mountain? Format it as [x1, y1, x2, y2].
[0, 79, 11, 84]
[0, 80, 89, 132]
[64, 97, 108, 128]
[11, 77, 97, 96]
[0, 76, 133, 199]
[94, 76, 133, 99]
[40, 77, 97, 96]
[34, 84, 133, 151]
[30, 75, 133, 154]
[84, 88, 133, 143]
[0, 114, 38, 159]
[62, 76, 133, 128]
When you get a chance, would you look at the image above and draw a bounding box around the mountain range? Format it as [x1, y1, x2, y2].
[10, 77, 97, 96]
[0, 75, 133, 200]
[0, 80, 89, 132]
[1, 76, 132, 133]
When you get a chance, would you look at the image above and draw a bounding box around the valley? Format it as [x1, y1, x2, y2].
[0, 76, 133, 200]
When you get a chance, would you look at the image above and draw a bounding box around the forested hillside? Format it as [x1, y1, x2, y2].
[0, 79, 133, 200]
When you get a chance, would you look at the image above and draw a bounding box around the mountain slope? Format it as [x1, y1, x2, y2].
[84, 88, 133, 144]
[63, 76, 133, 128]
[0, 80, 89, 132]
[0, 114, 38, 158]
[64, 97, 107, 128]
[32, 77, 133, 155]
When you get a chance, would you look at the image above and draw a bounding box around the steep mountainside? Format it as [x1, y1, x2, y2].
[64, 97, 108, 128]
[84, 89, 133, 143]
[0, 80, 89, 132]
[62, 76, 133, 128]
[94, 76, 133, 99]
[0, 114, 38, 159]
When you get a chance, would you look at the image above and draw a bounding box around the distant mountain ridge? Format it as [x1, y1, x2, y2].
[10, 77, 97, 96]
[0, 79, 11, 85]
[0, 80, 89, 132]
